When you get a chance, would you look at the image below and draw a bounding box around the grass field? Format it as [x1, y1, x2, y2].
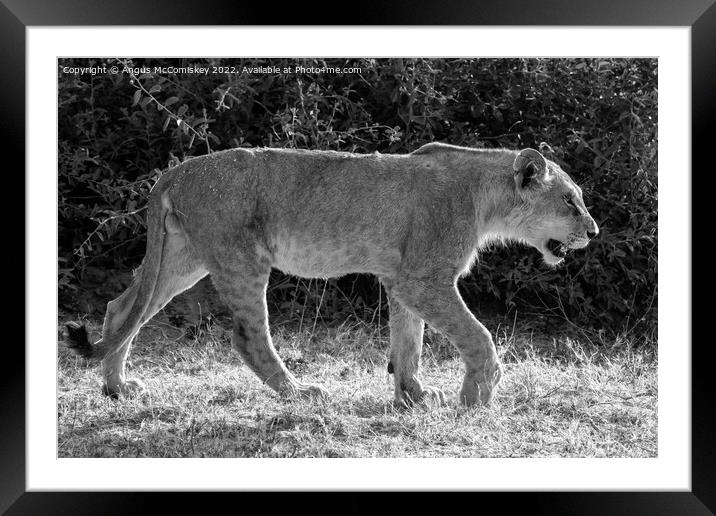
[57, 314, 657, 458]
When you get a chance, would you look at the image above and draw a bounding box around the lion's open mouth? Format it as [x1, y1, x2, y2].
[546, 239, 568, 258]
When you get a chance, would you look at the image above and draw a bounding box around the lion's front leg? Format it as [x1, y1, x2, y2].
[385, 288, 446, 408]
[392, 278, 502, 407]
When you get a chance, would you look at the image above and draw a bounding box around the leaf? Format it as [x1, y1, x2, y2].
[164, 96, 180, 107]
[149, 84, 162, 94]
[131, 90, 142, 106]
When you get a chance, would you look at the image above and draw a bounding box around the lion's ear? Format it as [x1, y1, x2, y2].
[513, 148, 548, 190]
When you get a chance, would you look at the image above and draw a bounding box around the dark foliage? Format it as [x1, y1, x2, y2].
[58, 58, 657, 337]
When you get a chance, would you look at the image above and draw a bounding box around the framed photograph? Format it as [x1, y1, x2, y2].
[9, 0, 712, 512]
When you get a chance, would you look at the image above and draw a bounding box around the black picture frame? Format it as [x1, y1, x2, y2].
[7, 0, 713, 513]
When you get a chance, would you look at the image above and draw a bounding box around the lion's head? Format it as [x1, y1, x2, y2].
[510, 148, 599, 266]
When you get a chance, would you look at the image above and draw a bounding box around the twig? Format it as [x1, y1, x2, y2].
[74, 207, 147, 257]
[310, 280, 328, 341]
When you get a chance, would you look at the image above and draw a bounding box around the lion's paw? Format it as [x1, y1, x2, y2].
[281, 382, 329, 402]
[458, 382, 491, 407]
[102, 378, 147, 400]
[459, 365, 502, 407]
[299, 383, 330, 401]
[419, 386, 447, 406]
[396, 385, 447, 409]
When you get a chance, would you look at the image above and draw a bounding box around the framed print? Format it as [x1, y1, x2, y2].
[8, 0, 714, 513]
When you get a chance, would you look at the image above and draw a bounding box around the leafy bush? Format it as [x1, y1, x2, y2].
[58, 58, 657, 337]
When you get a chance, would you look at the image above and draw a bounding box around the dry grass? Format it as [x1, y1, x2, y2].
[57, 317, 657, 458]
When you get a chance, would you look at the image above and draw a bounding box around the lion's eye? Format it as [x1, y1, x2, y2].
[564, 196, 579, 212]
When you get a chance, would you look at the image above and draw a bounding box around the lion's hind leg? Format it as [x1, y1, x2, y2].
[99, 213, 207, 398]
[210, 253, 328, 401]
[63, 267, 148, 398]
[96, 273, 147, 398]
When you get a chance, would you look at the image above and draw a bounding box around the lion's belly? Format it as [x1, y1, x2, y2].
[271, 236, 401, 279]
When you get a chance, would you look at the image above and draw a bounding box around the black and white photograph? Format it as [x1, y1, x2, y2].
[57, 57, 658, 459]
[5, 2, 709, 509]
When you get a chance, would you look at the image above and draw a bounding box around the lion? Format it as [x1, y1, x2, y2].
[65, 142, 598, 407]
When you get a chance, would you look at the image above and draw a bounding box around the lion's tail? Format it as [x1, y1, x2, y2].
[65, 185, 170, 360]
[65, 321, 95, 358]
